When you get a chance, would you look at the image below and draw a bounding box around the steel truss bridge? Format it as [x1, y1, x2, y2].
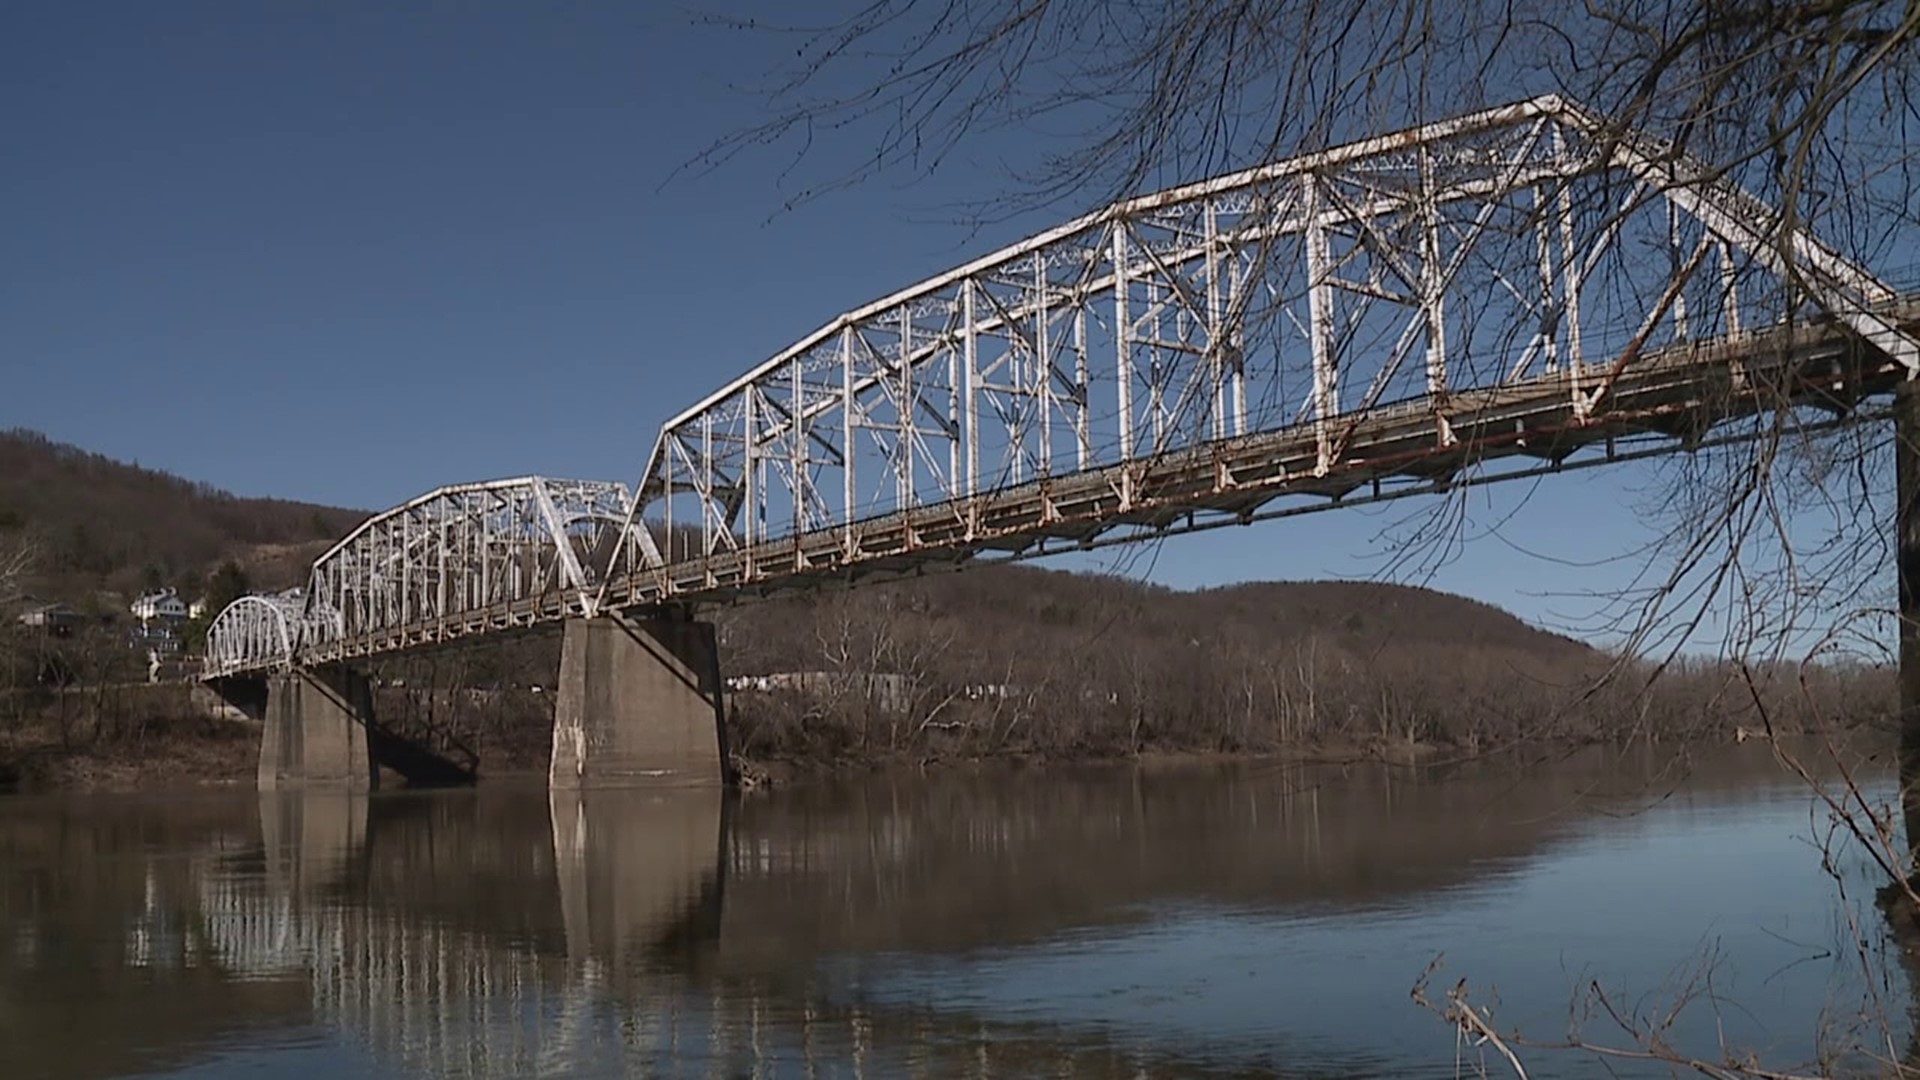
[207, 95, 1920, 678]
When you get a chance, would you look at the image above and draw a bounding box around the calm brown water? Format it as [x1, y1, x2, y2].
[0, 744, 1907, 1078]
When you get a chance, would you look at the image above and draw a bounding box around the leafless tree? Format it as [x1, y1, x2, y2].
[695, 3, 1919, 240]
[0, 531, 37, 735]
[0, 530, 34, 607]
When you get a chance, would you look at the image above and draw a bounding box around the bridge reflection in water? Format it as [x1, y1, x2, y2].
[0, 753, 1857, 1078]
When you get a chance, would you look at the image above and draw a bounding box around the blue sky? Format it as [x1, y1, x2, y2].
[0, 3, 1881, 645]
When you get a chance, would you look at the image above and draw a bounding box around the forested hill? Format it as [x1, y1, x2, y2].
[0, 429, 367, 602]
[716, 563, 1617, 760]
[712, 565, 1885, 764]
[725, 563, 1594, 680]
[1186, 578, 1593, 660]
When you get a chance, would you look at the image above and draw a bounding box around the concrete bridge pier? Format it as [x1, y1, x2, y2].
[258, 666, 378, 792]
[549, 613, 729, 789]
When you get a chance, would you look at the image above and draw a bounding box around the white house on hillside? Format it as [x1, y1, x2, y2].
[17, 601, 80, 632]
[131, 587, 188, 623]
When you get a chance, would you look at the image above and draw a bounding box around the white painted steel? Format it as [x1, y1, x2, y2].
[595, 94, 1917, 594]
[201, 97, 1920, 677]
[205, 594, 306, 677]
[205, 478, 644, 675]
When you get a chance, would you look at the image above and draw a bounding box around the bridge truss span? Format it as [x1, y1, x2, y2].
[594, 93, 1919, 606]
[204, 96, 1920, 677]
[208, 477, 644, 672]
[298, 476, 644, 664]
[205, 594, 306, 677]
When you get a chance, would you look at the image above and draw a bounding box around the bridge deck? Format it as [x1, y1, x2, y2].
[293, 309, 1905, 668]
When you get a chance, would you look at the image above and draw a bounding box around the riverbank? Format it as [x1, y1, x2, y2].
[729, 736, 1467, 790]
[0, 707, 1804, 794]
[0, 712, 259, 793]
[0, 722, 1444, 794]
[0, 664, 1890, 794]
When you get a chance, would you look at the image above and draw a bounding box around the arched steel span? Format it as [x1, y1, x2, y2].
[206, 95, 1920, 675]
[207, 477, 641, 674]
[205, 594, 304, 677]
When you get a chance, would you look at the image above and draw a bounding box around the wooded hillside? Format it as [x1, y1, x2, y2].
[373, 563, 1651, 774]
[0, 429, 366, 604]
[713, 565, 1890, 767]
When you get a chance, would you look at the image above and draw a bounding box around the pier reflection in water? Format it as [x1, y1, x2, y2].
[0, 747, 1900, 1078]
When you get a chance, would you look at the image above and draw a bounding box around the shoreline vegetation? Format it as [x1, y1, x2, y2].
[0, 565, 1893, 795]
[0, 701, 1890, 796]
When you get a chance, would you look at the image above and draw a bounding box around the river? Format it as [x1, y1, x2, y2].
[0, 743, 1908, 1078]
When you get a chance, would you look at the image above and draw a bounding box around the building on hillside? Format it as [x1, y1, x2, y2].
[131, 587, 189, 623]
[129, 618, 182, 655]
[727, 671, 915, 714]
[17, 601, 82, 636]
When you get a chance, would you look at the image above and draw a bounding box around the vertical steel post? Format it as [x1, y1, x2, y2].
[1668, 201, 1690, 341]
[744, 388, 758, 553]
[962, 281, 980, 498]
[436, 508, 446, 622]
[1035, 257, 1052, 475]
[1535, 185, 1559, 373]
[701, 413, 714, 557]
[1073, 299, 1090, 468]
[477, 493, 489, 613]
[1207, 200, 1225, 441]
[842, 325, 856, 554]
[401, 512, 411, 627]
[1305, 174, 1338, 475]
[791, 356, 805, 537]
[1720, 242, 1741, 337]
[1554, 127, 1585, 370]
[898, 324, 913, 511]
[1154, 289, 1171, 451]
[663, 445, 675, 564]
[1228, 247, 1247, 437]
[1112, 225, 1133, 465]
[947, 323, 961, 495]
[1420, 148, 1449, 398]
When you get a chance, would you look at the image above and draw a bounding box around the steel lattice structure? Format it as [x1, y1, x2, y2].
[591, 94, 1916, 605]
[206, 477, 641, 674]
[204, 594, 307, 675]
[206, 96, 1920, 677]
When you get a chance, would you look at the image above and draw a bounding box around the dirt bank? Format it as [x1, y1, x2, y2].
[1, 713, 261, 793]
[1, 710, 1472, 794]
